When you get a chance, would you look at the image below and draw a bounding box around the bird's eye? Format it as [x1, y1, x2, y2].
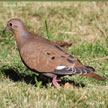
[9, 23, 12, 26]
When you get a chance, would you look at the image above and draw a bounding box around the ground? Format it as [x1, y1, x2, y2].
[0, 2, 108, 108]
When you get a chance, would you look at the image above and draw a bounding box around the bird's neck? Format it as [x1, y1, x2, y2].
[14, 31, 30, 50]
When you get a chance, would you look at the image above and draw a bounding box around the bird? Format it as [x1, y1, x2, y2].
[3, 18, 106, 88]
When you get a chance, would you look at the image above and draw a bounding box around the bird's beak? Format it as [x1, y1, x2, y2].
[3, 26, 9, 34]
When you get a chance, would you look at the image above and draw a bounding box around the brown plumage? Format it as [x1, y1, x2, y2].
[3, 18, 106, 88]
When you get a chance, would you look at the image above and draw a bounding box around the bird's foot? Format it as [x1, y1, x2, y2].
[50, 77, 61, 89]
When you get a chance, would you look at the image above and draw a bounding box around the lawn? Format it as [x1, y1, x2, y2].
[0, 2, 108, 108]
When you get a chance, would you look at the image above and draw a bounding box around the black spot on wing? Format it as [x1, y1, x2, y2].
[47, 52, 50, 55]
[55, 45, 63, 51]
[67, 58, 74, 64]
[69, 55, 74, 59]
[77, 59, 81, 63]
[54, 45, 68, 55]
[61, 56, 65, 58]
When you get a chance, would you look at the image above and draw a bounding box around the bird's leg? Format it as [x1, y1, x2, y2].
[52, 76, 61, 88]
[42, 73, 61, 88]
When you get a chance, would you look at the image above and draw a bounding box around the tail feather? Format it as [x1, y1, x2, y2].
[81, 72, 106, 81]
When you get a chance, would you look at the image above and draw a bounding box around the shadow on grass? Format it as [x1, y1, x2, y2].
[0, 67, 85, 88]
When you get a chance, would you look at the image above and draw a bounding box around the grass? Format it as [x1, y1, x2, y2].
[0, 2, 108, 108]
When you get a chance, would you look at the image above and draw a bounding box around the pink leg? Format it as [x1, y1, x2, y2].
[52, 76, 61, 88]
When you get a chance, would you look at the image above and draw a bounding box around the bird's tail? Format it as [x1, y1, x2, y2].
[81, 72, 106, 81]
[81, 66, 106, 81]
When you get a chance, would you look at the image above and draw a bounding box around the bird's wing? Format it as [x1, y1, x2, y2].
[20, 36, 92, 74]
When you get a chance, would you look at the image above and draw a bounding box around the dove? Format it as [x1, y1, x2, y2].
[3, 18, 106, 88]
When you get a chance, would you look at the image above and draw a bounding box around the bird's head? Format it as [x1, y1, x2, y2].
[3, 19, 29, 49]
[3, 18, 26, 34]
